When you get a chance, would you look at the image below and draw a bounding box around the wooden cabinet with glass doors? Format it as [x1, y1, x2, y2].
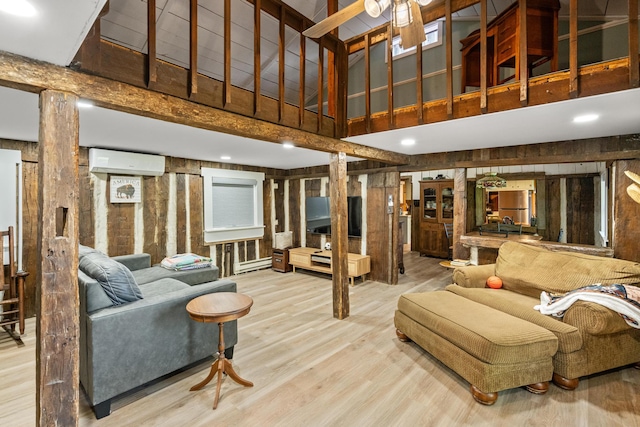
[418, 180, 454, 258]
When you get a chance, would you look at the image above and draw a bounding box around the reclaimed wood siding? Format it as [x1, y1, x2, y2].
[614, 159, 640, 262]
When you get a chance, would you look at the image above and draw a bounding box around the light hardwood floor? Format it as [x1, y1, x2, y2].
[1, 252, 639, 426]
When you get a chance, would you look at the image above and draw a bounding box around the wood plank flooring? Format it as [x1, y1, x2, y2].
[1, 252, 639, 426]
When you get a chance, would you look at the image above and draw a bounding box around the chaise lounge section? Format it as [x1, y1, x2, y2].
[78, 246, 239, 418]
[395, 242, 640, 404]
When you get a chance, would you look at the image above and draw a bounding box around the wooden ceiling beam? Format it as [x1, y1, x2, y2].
[0, 51, 409, 166]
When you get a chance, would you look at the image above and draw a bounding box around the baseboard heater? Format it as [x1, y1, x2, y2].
[234, 257, 272, 274]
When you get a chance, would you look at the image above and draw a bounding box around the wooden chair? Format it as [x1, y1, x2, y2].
[443, 222, 454, 260]
[1, 226, 28, 344]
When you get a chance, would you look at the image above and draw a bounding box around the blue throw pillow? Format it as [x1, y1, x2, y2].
[79, 251, 143, 306]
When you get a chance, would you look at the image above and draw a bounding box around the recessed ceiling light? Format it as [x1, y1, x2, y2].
[77, 101, 94, 108]
[401, 139, 416, 146]
[220, 155, 231, 160]
[282, 141, 294, 149]
[0, 0, 37, 17]
[573, 114, 599, 123]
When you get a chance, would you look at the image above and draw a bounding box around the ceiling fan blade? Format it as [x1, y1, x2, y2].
[399, 1, 426, 49]
[303, 0, 366, 39]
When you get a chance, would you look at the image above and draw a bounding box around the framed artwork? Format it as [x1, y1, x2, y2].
[110, 176, 142, 203]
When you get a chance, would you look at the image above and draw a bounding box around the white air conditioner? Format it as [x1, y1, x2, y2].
[89, 148, 165, 176]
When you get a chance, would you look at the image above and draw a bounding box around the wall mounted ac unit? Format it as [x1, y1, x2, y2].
[89, 148, 165, 176]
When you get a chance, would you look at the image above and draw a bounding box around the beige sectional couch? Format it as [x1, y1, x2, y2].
[395, 241, 640, 404]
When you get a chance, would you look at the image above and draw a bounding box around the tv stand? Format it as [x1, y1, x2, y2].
[288, 247, 371, 285]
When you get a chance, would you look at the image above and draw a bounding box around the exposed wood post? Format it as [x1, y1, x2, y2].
[327, 0, 338, 119]
[569, 0, 578, 98]
[278, 4, 286, 123]
[452, 167, 467, 260]
[317, 38, 324, 133]
[445, 0, 453, 118]
[254, 0, 262, 115]
[147, 0, 157, 86]
[223, 0, 231, 106]
[519, 0, 528, 106]
[299, 33, 306, 127]
[480, 0, 488, 113]
[365, 33, 371, 132]
[387, 23, 394, 129]
[329, 152, 349, 320]
[189, 0, 198, 96]
[629, 0, 639, 88]
[36, 90, 80, 426]
[416, 36, 424, 124]
[335, 40, 349, 137]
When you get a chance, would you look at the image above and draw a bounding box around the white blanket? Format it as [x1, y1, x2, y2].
[534, 284, 640, 329]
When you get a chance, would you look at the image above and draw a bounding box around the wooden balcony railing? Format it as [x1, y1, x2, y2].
[73, 0, 639, 142]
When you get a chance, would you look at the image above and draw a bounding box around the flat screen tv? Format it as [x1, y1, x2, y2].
[305, 196, 362, 237]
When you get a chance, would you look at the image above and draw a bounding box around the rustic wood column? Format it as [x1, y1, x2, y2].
[330, 152, 349, 320]
[569, 0, 578, 98]
[37, 90, 80, 425]
[453, 167, 467, 260]
[518, 0, 528, 106]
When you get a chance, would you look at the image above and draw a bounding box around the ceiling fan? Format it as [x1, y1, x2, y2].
[303, 0, 433, 49]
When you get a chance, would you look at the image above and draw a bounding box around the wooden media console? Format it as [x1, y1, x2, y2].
[288, 247, 370, 285]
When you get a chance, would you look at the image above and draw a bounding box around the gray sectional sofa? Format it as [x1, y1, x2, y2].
[78, 246, 238, 419]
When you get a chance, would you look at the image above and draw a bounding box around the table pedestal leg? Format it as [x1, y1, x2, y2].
[190, 321, 253, 409]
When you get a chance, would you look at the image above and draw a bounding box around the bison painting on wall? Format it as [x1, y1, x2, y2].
[110, 176, 142, 203]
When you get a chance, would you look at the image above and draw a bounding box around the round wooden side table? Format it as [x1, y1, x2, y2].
[186, 292, 254, 409]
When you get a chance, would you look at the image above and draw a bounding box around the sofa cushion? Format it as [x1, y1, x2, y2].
[397, 291, 558, 365]
[132, 265, 218, 286]
[495, 242, 640, 298]
[79, 251, 143, 305]
[137, 278, 190, 298]
[445, 284, 583, 353]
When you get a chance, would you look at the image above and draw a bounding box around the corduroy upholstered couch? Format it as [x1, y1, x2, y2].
[78, 247, 238, 419]
[395, 241, 640, 404]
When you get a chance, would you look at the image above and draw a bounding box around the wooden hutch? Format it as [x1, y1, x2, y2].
[460, 0, 561, 91]
[418, 180, 454, 258]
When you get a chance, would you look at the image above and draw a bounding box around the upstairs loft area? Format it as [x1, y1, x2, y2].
[73, 0, 640, 143]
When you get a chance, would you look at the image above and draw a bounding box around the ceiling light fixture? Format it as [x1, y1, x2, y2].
[573, 114, 599, 123]
[77, 101, 94, 108]
[401, 138, 416, 146]
[364, 0, 391, 18]
[476, 172, 507, 189]
[220, 155, 231, 160]
[282, 141, 294, 149]
[393, 0, 413, 28]
[0, 0, 37, 17]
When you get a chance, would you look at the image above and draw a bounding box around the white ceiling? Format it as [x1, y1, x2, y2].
[1, 0, 639, 171]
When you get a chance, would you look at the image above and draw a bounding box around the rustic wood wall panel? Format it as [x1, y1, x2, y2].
[546, 178, 561, 243]
[106, 191, 135, 257]
[288, 179, 301, 247]
[305, 178, 322, 249]
[188, 175, 210, 261]
[614, 159, 640, 262]
[78, 164, 95, 248]
[237, 241, 246, 263]
[366, 172, 399, 284]
[21, 161, 39, 318]
[566, 176, 595, 245]
[142, 175, 169, 264]
[274, 178, 285, 234]
[175, 173, 187, 254]
[348, 175, 363, 254]
[262, 180, 274, 258]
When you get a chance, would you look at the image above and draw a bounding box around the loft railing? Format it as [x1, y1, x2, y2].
[73, 0, 347, 138]
[73, 0, 639, 141]
[344, 0, 639, 137]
